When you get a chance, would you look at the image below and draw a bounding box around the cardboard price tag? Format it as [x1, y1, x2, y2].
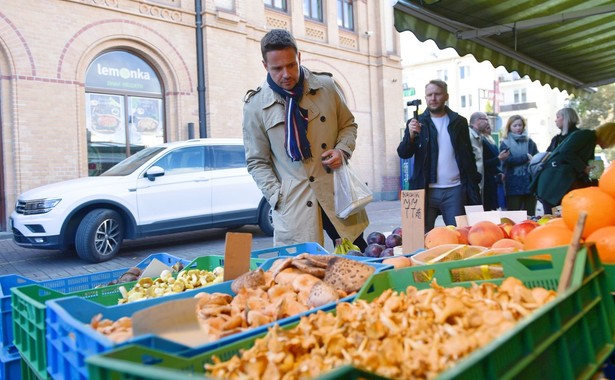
[401, 189, 424, 254]
[132, 298, 207, 347]
[223, 232, 252, 281]
[138, 258, 173, 279]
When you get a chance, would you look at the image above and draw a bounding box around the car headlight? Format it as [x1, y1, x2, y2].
[16, 198, 61, 215]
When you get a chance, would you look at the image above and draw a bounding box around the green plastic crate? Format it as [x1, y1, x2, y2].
[20, 356, 41, 380]
[358, 244, 615, 380]
[11, 255, 264, 380]
[86, 245, 615, 379]
[87, 343, 391, 380]
[604, 263, 615, 294]
[65, 255, 265, 306]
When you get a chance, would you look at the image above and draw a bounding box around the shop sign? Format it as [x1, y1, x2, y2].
[86, 51, 161, 94]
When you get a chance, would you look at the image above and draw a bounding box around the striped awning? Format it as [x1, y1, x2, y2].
[394, 0, 615, 94]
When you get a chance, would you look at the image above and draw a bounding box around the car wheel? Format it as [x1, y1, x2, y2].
[75, 209, 124, 263]
[258, 202, 274, 236]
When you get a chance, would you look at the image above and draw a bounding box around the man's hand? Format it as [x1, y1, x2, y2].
[321, 149, 344, 170]
[407, 118, 422, 139]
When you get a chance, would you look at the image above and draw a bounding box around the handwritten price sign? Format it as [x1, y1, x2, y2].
[401, 190, 424, 254]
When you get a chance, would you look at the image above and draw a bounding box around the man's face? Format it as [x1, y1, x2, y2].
[472, 114, 489, 133]
[425, 84, 448, 114]
[263, 48, 301, 90]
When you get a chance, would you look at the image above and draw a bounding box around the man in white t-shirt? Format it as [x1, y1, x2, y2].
[397, 80, 481, 231]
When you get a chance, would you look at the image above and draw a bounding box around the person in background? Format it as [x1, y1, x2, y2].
[482, 123, 504, 211]
[539, 107, 581, 214]
[547, 107, 581, 152]
[397, 79, 481, 231]
[468, 112, 489, 197]
[242, 29, 368, 251]
[499, 115, 539, 216]
[532, 122, 615, 212]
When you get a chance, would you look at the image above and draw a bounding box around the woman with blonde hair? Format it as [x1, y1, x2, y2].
[548, 107, 580, 151]
[532, 121, 615, 212]
[499, 115, 539, 215]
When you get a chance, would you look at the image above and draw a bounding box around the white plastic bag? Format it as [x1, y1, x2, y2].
[333, 159, 373, 219]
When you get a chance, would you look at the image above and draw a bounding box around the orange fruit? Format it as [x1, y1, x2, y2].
[599, 161, 615, 198]
[491, 238, 524, 251]
[561, 187, 615, 239]
[585, 226, 615, 264]
[546, 218, 568, 228]
[424, 226, 460, 248]
[523, 225, 574, 252]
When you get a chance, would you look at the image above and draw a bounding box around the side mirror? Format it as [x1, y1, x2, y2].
[145, 166, 165, 181]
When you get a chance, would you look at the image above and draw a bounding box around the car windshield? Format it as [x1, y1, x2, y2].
[101, 147, 166, 176]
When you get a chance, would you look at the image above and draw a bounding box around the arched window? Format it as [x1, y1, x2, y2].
[85, 51, 164, 175]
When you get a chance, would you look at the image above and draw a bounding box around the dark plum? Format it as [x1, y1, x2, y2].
[392, 227, 402, 237]
[367, 231, 386, 245]
[385, 233, 402, 248]
[347, 249, 365, 257]
[364, 243, 385, 258]
[380, 247, 395, 257]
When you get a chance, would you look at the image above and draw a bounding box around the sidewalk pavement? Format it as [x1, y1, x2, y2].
[0, 200, 408, 281]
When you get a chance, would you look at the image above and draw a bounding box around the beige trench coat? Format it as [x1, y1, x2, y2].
[242, 68, 369, 247]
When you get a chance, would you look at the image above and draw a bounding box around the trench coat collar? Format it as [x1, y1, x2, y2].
[260, 67, 325, 109]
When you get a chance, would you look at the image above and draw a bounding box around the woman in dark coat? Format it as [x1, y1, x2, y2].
[547, 107, 580, 152]
[539, 107, 581, 214]
[532, 122, 615, 210]
[499, 115, 539, 216]
[532, 129, 595, 209]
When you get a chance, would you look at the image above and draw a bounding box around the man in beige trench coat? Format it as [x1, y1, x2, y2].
[242, 29, 369, 251]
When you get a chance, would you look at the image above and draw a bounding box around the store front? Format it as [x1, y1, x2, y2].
[85, 51, 165, 175]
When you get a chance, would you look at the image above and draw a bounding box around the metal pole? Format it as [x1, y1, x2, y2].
[195, 0, 207, 138]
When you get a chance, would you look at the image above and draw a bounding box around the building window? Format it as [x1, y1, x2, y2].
[337, 0, 354, 30]
[460, 94, 473, 108]
[459, 65, 470, 79]
[513, 88, 527, 103]
[85, 51, 164, 176]
[215, 0, 234, 11]
[265, 0, 287, 12]
[304, 0, 323, 21]
[437, 69, 448, 81]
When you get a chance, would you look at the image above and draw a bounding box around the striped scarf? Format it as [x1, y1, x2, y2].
[267, 67, 312, 161]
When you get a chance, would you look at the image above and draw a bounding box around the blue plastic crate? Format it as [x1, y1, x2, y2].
[0, 275, 34, 354]
[45, 257, 390, 380]
[0, 253, 188, 354]
[0, 344, 21, 380]
[250, 242, 377, 261]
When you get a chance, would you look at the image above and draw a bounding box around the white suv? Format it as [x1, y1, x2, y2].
[10, 138, 273, 262]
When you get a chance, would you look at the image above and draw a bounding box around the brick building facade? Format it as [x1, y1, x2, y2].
[0, 0, 404, 231]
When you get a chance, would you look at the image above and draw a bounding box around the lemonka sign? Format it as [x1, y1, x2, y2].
[86, 51, 161, 95]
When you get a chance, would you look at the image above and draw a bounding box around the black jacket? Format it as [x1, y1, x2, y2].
[397, 107, 481, 204]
